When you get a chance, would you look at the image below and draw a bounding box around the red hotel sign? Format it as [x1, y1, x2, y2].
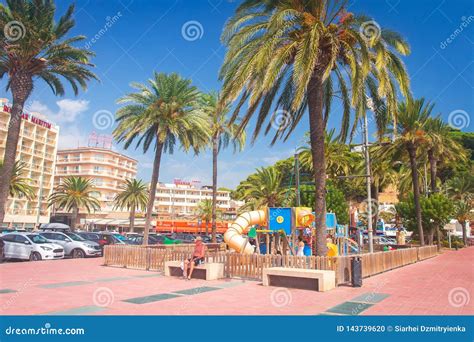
[3, 105, 52, 129]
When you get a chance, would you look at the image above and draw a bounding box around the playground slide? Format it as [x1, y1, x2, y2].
[224, 210, 267, 254]
[344, 237, 359, 254]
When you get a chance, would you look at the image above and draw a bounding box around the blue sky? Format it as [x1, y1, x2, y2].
[2, 0, 473, 188]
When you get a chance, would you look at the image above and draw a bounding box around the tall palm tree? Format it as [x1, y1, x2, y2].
[220, 1, 410, 255]
[383, 98, 433, 245]
[425, 117, 467, 193]
[239, 166, 288, 209]
[196, 199, 214, 235]
[298, 129, 354, 178]
[453, 200, 472, 247]
[446, 173, 474, 202]
[114, 179, 149, 233]
[48, 177, 100, 230]
[0, 160, 34, 199]
[200, 92, 245, 242]
[0, 1, 97, 223]
[114, 72, 210, 245]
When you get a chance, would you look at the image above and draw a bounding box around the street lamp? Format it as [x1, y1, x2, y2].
[364, 96, 374, 253]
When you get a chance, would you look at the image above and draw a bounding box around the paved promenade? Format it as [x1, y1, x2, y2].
[0, 247, 472, 315]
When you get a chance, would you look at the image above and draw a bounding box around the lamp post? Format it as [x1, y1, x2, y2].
[364, 97, 375, 253]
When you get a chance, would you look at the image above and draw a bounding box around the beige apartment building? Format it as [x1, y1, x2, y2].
[54, 147, 138, 225]
[153, 181, 238, 219]
[0, 98, 59, 229]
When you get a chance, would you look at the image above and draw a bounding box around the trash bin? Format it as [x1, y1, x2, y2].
[351, 257, 362, 287]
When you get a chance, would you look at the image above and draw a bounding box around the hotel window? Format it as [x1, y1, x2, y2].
[63, 155, 68, 161]
[93, 178, 103, 186]
[63, 166, 67, 172]
[95, 154, 104, 161]
[74, 166, 80, 172]
[72, 154, 80, 161]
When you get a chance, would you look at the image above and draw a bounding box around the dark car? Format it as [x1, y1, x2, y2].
[76, 232, 101, 243]
[0, 236, 4, 263]
[169, 233, 195, 244]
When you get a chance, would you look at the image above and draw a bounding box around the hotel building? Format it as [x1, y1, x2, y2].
[0, 98, 59, 229]
[53, 147, 138, 226]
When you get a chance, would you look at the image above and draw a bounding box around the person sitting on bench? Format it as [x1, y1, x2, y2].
[183, 236, 206, 280]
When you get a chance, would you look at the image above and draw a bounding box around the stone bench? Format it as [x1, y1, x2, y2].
[164, 260, 224, 280]
[262, 267, 336, 292]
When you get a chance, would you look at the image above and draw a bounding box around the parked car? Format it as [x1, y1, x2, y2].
[0, 236, 4, 262]
[39, 231, 101, 258]
[1, 233, 64, 261]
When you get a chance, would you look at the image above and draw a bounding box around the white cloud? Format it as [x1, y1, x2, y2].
[29, 99, 90, 124]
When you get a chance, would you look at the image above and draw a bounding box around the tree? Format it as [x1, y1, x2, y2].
[196, 199, 214, 235]
[220, 1, 410, 255]
[446, 173, 474, 202]
[114, 179, 149, 233]
[395, 193, 453, 245]
[453, 200, 472, 247]
[48, 177, 100, 230]
[199, 92, 245, 242]
[238, 166, 288, 209]
[0, 160, 34, 199]
[0, 0, 97, 223]
[300, 183, 349, 224]
[383, 98, 433, 245]
[298, 129, 355, 179]
[425, 117, 467, 193]
[114, 72, 210, 245]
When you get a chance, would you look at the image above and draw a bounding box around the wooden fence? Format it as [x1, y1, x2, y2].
[103, 244, 438, 285]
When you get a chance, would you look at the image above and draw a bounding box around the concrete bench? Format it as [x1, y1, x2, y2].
[164, 260, 224, 280]
[262, 267, 336, 292]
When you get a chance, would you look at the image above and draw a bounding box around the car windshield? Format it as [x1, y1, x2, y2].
[65, 233, 85, 241]
[27, 234, 49, 244]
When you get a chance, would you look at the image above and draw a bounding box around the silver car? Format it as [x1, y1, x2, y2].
[39, 231, 101, 258]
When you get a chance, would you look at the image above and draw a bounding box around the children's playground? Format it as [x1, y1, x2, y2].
[224, 206, 360, 257]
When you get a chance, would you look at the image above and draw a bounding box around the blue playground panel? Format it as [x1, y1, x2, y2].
[326, 213, 337, 229]
[268, 207, 292, 234]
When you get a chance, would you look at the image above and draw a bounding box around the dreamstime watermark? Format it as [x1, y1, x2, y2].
[359, 20, 381, 43]
[270, 287, 292, 308]
[92, 287, 115, 307]
[360, 198, 379, 219]
[270, 109, 291, 132]
[448, 109, 470, 130]
[181, 20, 204, 41]
[440, 16, 474, 49]
[92, 110, 115, 130]
[448, 287, 470, 308]
[3, 20, 26, 41]
[5, 323, 85, 336]
[84, 12, 123, 50]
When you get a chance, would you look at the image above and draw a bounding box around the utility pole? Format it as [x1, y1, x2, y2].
[364, 98, 374, 253]
[294, 152, 301, 206]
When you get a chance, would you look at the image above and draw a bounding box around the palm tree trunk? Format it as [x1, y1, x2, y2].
[428, 149, 437, 193]
[130, 207, 135, 233]
[0, 75, 33, 224]
[461, 220, 467, 247]
[143, 142, 164, 245]
[372, 183, 379, 232]
[205, 219, 209, 235]
[407, 144, 424, 245]
[71, 206, 79, 231]
[308, 70, 327, 256]
[211, 134, 218, 243]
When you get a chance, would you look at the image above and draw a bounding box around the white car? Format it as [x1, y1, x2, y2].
[1, 232, 64, 261]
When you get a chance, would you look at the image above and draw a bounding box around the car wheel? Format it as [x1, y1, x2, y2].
[72, 249, 85, 258]
[30, 252, 42, 261]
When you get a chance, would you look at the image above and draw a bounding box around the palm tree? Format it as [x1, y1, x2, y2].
[220, 1, 410, 255]
[453, 200, 472, 247]
[239, 166, 288, 209]
[0, 1, 97, 223]
[200, 92, 245, 242]
[0, 160, 34, 199]
[446, 173, 474, 202]
[298, 129, 355, 178]
[383, 98, 433, 245]
[114, 179, 149, 233]
[425, 117, 467, 193]
[196, 199, 214, 235]
[114, 72, 210, 245]
[48, 177, 100, 230]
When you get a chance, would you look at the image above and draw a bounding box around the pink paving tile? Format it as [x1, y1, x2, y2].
[0, 247, 472, 315]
